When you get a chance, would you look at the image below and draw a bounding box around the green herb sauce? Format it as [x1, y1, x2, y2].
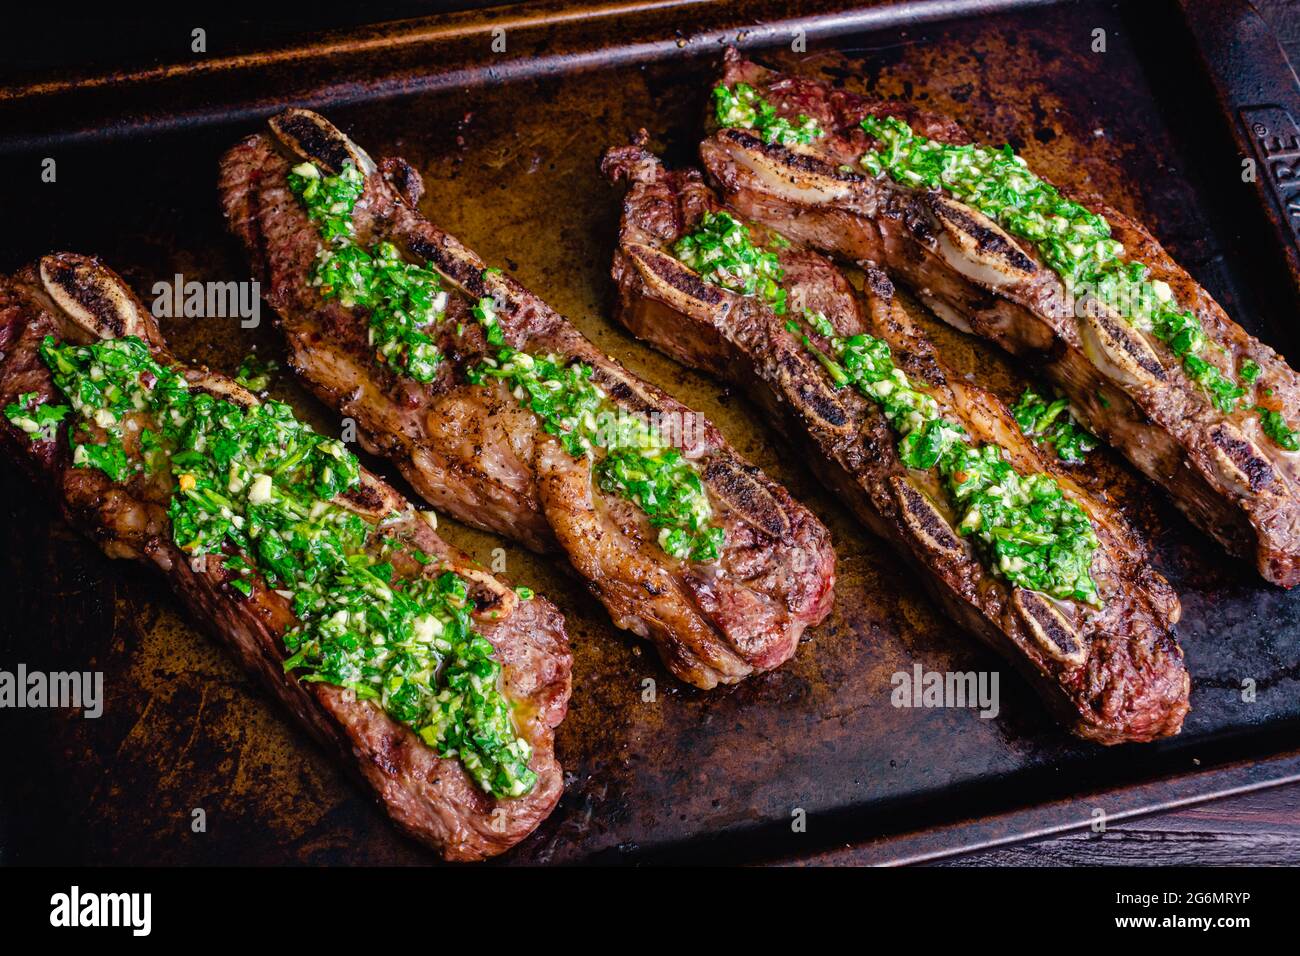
[467, 348, 725, 562]
[790, 311, 1101, 605]
[233, 353, 278, 393]
[287, 162, 447, 383]
[713, 83, 824, 147]
[1255, 405, 1300, 451]
[17, 334, 536, 798]
[1011, 387, 1098, 464]
[4, 391, 69, 441]
[674, 211, 788, 314]
[286, 167, 725, 564]
[858, 115, 1298, 448]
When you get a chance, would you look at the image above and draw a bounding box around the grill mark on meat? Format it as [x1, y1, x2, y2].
[891, 477, 964, 561]
[599, 376, 638, 405]
[1013, 590, 1085, 667]
[720, 128, 864, 184]
[269, 109, 366, 176]
[926, 194, 1037, 274]
[382, 156, 425, 207]
[221, 111, 836, 690]
[0, 261, 572, 861]
[641, 247, 727, 306]
[1209, 424, 1274, 493]
[605, 142, 1190, 744]
[406, 234, 489, 299]
[863, 267, 895, 301]
[41, 255, 128, 337]
[702, 459, 790, 539]
[475, 588, 506, 613]
[1082, 308, 1166, 383]
[340, 480, 388, 512]
[786, 359, 849, 429]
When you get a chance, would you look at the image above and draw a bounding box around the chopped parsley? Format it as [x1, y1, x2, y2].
[1011, 387, 1098, 464]
[859, 115, 1297, 447]
[290, 154, 724, 566]
[34, 333, 536, 798]
[713, 83, 823, 147]
[790, 311, 1101, 605]
[287, 162, 447, 383]
[1256, 405, 1300, 452]
[4, 391, 69, 441]
[468, 347, 724, 562]
[471, 295, 506, 347]
[233, 353, 278, 392]
[674, 211, 787, 314]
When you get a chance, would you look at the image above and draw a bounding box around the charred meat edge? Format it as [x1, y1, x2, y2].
[0, 253, 572, 862]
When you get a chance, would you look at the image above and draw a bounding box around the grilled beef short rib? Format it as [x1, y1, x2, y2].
[604, 144, 1189, 743]
[0, 254, 572, 861]
[699, 49, 1300, 588]
[220, 109, 835, 690]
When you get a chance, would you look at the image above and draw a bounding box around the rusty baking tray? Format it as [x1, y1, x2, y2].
[2, 0, 1299, 866]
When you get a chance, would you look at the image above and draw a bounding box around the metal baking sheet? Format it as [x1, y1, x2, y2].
[1, 0, 1297, 865]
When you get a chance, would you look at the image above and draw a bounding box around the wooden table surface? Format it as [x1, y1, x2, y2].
[935, 787, 1300, 866]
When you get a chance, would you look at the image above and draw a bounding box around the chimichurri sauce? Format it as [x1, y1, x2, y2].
[858, 115, 1298, 450]
[7, 334, 537, 798]
[288, 163, 447, 383]
[712, 83, 823, 148]
[790, 311, 1102, 606]
[670, 208, 1103, 605]
[1011, 387, 1098, 465]
[289, 162, 727, 564]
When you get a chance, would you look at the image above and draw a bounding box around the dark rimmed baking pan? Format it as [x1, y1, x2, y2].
[1, 0, 1297, 865]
